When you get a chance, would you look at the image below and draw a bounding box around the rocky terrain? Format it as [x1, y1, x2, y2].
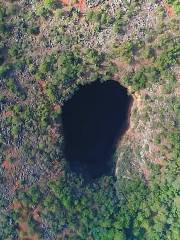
[0, 0, 179, 239]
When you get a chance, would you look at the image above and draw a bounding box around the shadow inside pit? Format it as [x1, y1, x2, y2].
[62, 80, 132, 179]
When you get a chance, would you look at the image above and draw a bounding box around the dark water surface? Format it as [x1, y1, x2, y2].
[62, 80, 132, 179]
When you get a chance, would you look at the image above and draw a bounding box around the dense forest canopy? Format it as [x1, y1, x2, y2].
[0, 0, 179, 239]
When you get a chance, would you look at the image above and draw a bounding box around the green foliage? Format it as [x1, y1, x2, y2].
[8, 43, 24, 59]
[0, 5, 6, 21]
[123, 66, 160, 91]
[36, 51, 83, 87]
[143, 47, 156, 59]
[115, 129, 180, 240]
[17, 185, 42, 206]
[0, 1, 179, 239]
[0, 5, 7, 34]
[0, 22, 6, 33]
[44, 82, 58, 103]
[36, 5, 50, 17]
[55, 51, 83, 83]
[27, 25, 40, 35]
[36, 102, 51, 129]
[0, 212, 18, 239]
[113, 40, 137, 63]
[86, 10, 111, 25]
[0, 64, 9, 77]
[12, 111, 180, 239]
[6, 78, 26, 99]
[43, 0, 55, 9]
[113, 10, 125, 34]
[85, 48, 104, 66]
[6, 3, 19, 16]
[6, 78, 19, 93]
[27, 175, 121, 238]
[36, 54, 57, 79]
[55, 8, 64, 18]
[155, 42, 180, 71]
[173, 97, 180, 119]
[2, 103, 33, 141]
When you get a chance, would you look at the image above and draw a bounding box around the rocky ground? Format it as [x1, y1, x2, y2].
[0, 0, 179, 238]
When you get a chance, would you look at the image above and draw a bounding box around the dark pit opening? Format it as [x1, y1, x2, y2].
[62, 80, 132, 179]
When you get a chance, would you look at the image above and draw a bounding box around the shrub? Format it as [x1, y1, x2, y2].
[43, 0, 55, 9]
[8, 43, 23, 59]
[86, 10, 112, 28]
[123, 66, 160, 91]
[6, 78, 26, 99]
[0, 22, 6, 33]
[27, 26, 40, 35]
[173, 98, 180, 119]
[0, 64, 9, 77]
[155, 43, 180, 70]
[85, 49, 104, 66]
[113, 40, 136, 63]
[143, 47, 156, 59]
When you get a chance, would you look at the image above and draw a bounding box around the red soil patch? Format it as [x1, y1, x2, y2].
[19, 222, 39, 240]
[140, 166, 151, 182]
[32, 206, 41, 222]
[12, 201, 22, 210]
[60, 0, 87, 12]
[153, 158, 163, 165]
[61, 0, 69, 4]
[53, 103, 62, 112]
[74, 0, 86, 12]
[164, 1, 175, 17]
[19, 222, 29, 233]
[49, 126, 59, 142]
[3, 110, 13, 118]
[21, 238, 38, 240]
[112, 59, 131, 81]
[6, 146, 19, 158]
[2, 160, 12, 169]
[134, 58, 153, 71]
[13, 181, 20, 192]
[145, 152, 164, 166]
[38, 80, 46, 91]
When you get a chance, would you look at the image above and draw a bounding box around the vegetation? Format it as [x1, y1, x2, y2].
[167, 0, 180, 13]
[123, 66, 160, 91]
[0, 0, 179, 239]
[11, 125, 180, 239]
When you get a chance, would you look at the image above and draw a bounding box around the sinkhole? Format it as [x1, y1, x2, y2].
[62, 80, 132, 179]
